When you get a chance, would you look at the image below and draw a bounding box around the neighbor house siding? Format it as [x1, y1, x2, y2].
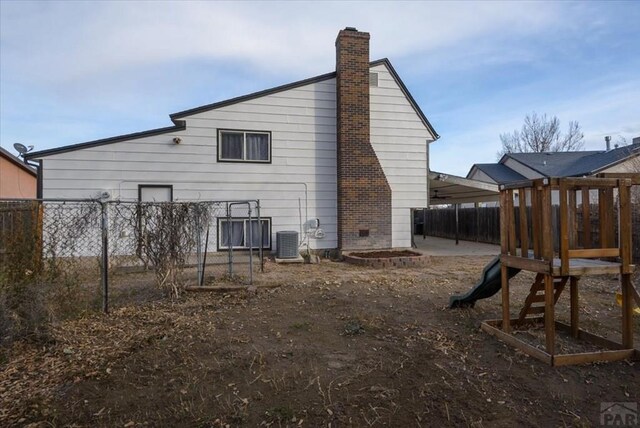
[39, 78, 338, 250]
[369, 63, 430, 248]
[600, 157, 640, 173]
[467, 169, 496, 184]
[502, 158, 543, 179]
[0, 155, 37, 198]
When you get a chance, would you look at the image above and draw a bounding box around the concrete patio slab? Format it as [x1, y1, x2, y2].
[413, 236, 500, 256]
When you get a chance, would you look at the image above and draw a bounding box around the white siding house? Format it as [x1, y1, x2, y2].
[26, 29, 438, 252]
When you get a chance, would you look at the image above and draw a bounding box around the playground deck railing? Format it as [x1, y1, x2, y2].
[498, 175, 638, 277]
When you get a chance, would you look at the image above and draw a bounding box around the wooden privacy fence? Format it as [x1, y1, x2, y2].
[421, 206, 501, 244]
[0, 201, 43, 265]
[421, 202, 640, 262]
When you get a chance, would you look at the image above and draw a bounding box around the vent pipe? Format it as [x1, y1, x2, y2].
[605, 135, 611, 151]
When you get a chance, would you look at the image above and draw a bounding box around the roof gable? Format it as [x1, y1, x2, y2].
[369, 59, 438, 140]
[171, 58, 438, 139]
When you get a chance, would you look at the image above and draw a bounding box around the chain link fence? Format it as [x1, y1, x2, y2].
[0, 198, 264, 342]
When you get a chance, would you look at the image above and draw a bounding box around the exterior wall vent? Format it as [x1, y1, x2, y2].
[369, 72, 378, 87]
[276, 231, 299, 258]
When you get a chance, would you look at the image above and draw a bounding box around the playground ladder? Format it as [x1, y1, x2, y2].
[518, 274, 567, 323]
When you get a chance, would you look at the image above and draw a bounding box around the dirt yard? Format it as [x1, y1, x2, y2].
[1, 255, 639, 427]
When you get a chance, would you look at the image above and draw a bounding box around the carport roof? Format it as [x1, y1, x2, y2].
[429, 171, 499, 205]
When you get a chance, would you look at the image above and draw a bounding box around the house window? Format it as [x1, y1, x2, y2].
[218, 218, 271, 250]
[138, 185, 173, 202]
[218, 130, 271, 163]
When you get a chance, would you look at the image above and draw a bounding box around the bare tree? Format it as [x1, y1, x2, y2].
[497, 112, 584, 159]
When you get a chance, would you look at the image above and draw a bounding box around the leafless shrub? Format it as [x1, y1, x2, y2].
[0, 198, 255, 344]
[112, 202, 209, 298]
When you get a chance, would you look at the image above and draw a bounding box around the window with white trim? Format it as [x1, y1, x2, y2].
[219, 218, 271, 249]
[218, 130, 271, 162]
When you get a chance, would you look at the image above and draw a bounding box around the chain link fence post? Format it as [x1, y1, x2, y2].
[248, 203, 253, 288]
[100, 201, 109, 314]
[257, 200, 264, 272]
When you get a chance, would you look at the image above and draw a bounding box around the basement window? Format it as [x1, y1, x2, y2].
[218, 130, 271, 163]
[218, 218, 271, 250]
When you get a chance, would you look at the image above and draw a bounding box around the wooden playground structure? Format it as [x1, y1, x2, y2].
[481, 173, 640, 366]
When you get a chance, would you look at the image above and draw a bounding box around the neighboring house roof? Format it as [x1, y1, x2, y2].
[503, 143, 640, 177]
[0, 146, 37, 176]
[469, 143, 640, 184]
[468, 163, 527, 184]
[27, 58, 438, 160]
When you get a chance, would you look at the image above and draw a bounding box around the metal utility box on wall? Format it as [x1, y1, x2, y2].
[276, 231, 299, 258]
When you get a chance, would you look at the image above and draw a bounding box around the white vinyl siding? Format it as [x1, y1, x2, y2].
[369, 63, 432, 248]
[39, 78, 338, 250]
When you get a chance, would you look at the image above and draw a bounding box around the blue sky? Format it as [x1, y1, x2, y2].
[1, 1, 639, 176]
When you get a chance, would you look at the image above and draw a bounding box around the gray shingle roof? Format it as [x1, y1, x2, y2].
[506, 143, 640, 177]
[470, 163, 527, 184]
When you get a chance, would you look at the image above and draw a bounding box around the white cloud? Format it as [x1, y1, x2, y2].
[1, 1, 638, 162]
[1, 1, 564, 85]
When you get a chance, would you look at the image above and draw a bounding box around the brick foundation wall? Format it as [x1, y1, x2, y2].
[335, 28, 392, 250]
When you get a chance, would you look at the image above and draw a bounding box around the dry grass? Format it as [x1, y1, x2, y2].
[0, 256, 638, 427]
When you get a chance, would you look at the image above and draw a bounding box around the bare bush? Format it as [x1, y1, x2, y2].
[1, 199, 257, 345]
[112, 202, 209, 298]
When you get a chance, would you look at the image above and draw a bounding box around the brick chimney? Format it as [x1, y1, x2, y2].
[335, 27, 392, 250]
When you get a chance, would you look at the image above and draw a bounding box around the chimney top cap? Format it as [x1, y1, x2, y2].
[344, 27, 358, 31]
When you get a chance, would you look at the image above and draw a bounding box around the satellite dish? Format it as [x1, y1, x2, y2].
[13, 143, 28, 154]
[13, 143, 33, 156]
